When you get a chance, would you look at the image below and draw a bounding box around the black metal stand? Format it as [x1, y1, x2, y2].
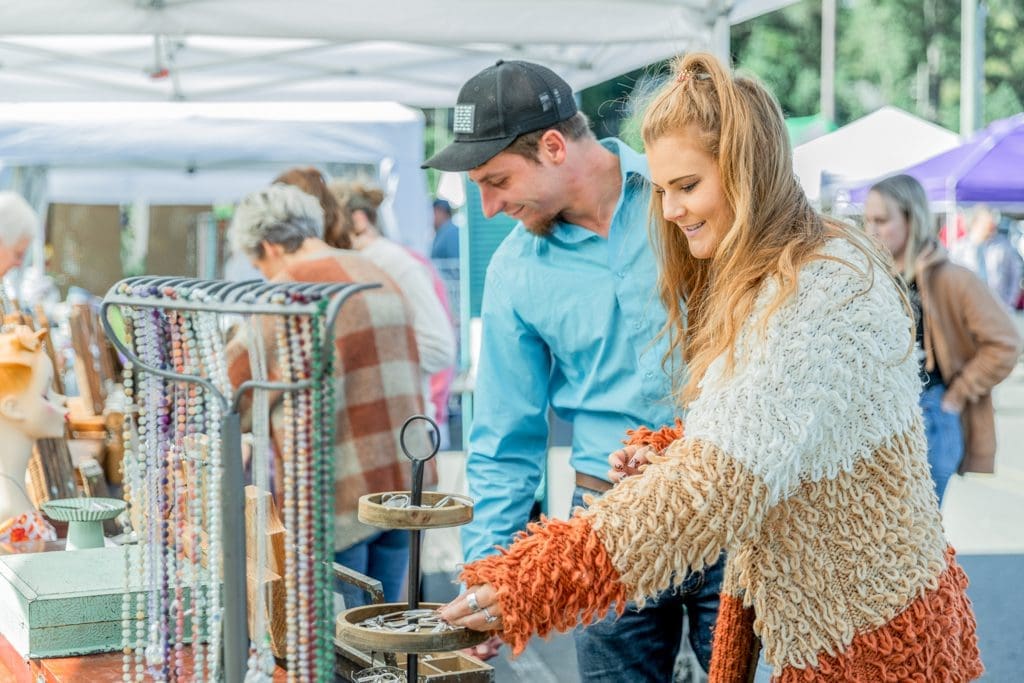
[399, 415, 442, 683]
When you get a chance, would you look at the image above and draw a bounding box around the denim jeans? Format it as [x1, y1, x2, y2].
[570, 486, 724, 682]
[334, 529, 409, 608]
[920, 384, 964, 506]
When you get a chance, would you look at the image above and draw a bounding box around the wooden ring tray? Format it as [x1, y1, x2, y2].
[357, 491, 473, 530]
[336, 602, 488, 654]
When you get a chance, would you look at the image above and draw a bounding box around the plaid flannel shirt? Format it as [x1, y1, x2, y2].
[227, 250, 434, 550]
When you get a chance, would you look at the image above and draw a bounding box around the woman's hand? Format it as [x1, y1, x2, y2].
[439, 584, 503, 632]
[941, 387, 966, 414]
[607, 445, 654, 483]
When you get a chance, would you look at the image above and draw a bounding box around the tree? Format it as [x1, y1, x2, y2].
[731, 0, 1023, 130]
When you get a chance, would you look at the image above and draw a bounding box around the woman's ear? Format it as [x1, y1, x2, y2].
[260, 240, 284, 260]
[0, 395, 24, 423]
[352, 210, 372, 235]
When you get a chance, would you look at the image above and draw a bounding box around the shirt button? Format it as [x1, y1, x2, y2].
[616, 271, 625, 279]
[645, 371, 654, 378]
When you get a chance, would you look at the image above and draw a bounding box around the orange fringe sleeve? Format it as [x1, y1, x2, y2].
[623, 418, 684, 451]
[459, 515, 628, 655]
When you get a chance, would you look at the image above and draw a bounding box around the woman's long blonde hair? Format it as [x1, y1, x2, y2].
[642, 53, 892, 405]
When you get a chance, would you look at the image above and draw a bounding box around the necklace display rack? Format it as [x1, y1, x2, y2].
[336, 415, 486, 683]
[100, 275, 377, 683]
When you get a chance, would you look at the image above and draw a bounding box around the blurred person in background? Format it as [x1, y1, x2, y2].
[226, 182, 432, 608]
[0, 192, 39, 311]
[865, 175, 1022, 504]
[327, 177, 456, 434]
[950, 204, 1024, 310]
[274, 166, 345, 248]
[431, 198, 459, 262]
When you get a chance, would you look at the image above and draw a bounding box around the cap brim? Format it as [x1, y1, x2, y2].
[421, 135, 517, 172]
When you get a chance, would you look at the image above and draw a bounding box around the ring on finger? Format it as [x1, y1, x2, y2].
[481, 607, 498, 624]
[466, 592, 480, 612]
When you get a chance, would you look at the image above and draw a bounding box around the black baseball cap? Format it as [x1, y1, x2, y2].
[422, 60, 578, 172]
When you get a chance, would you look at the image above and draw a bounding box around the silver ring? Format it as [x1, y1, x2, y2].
[466, 591, 480, 612]
[481, 607, 498, 624]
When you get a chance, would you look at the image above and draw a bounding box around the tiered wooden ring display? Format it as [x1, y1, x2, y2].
[357, 491, 473, 530]
[336, 602, 488, 654]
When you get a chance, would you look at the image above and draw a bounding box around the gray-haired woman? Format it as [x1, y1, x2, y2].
[226, 183, 434, 608]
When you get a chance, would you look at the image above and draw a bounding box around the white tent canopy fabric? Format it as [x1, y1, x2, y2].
[0, 101, 433, 251]
[794, 106, 960, 206]
[0, 0, 798, 105]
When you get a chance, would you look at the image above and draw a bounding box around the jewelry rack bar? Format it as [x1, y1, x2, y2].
[99, 276, 379, 683]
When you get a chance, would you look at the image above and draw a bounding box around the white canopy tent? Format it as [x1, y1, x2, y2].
[794, 106, 960, 207]
[0, 100, 432, 255]
[0, 0, 798, 105]
[0, 0, 801, 287]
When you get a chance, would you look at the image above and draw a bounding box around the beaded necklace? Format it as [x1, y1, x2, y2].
[191, 290, 226, 683]
[272, 292, 301, 683]
[289, 304, 314, 682]
[119, 296, 138, 683]
[243, 303, 276, 683]
[311, 296, 336, 680]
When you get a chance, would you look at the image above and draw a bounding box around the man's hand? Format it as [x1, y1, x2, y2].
[461, 635, 503, 661]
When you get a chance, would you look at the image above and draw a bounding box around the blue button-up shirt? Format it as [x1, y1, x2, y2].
[463, 139, 677, 562]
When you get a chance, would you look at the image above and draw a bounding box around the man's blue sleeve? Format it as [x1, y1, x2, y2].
[460, 266, 551, 563]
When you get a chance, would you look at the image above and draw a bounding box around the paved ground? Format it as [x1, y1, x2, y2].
[424, 357, 1024, 682]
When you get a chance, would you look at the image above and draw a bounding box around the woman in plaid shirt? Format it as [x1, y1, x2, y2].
[226, 183, 434, 607]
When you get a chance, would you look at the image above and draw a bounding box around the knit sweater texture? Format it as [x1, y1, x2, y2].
[462, 238, 982, 682]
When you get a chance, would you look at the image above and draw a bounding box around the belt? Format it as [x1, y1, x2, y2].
[575, 471, 613, 494]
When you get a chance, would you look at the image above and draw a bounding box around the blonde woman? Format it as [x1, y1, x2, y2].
[439, 54, 983, 682]
[865, 175, 1021, 504]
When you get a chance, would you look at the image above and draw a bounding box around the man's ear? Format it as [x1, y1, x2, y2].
[0, 395, 24, 423]
[538, 129, 568, 165]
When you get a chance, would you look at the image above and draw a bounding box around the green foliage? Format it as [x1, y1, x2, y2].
[422, 1, 1022, 162]
[732, 0, 825, 118]
[732, 0, 1024, 131]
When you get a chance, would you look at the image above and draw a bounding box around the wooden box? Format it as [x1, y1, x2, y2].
[0, 546, 190, 659]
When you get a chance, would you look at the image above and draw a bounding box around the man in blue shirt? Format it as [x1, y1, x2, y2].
[423, 60, 722, 681]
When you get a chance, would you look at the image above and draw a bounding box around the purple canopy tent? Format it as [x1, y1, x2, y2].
[844, 113, 1024, 209]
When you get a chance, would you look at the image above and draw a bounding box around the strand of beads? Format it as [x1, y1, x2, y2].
[191, 290, 227, 683]
[243, 308, 276, 683]
[311, 296, 336, 681]
[120, 299, 138, 683]
[166, 301, 187, 680]
[178, 300, 209, 682]
[135, 292, 167, 680]
[131, 294, 155, 683]
[272, 291, 300, 683]
[287, 299, 314, 682]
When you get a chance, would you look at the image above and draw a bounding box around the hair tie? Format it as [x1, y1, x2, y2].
[676, 69, 711, 84]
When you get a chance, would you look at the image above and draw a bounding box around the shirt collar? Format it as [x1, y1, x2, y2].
[549, 138, 649, 244]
